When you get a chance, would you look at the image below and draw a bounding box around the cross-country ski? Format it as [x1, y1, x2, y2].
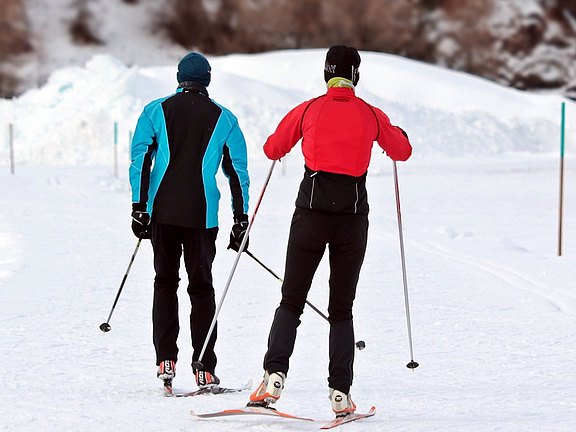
[166, 380, 252, 398]
[320, 406, 376, 429]
[191, 404, 315, 422]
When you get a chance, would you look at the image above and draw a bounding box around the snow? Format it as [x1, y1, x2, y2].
[25, 0, 186, 83]
[1, 49, 576, 431]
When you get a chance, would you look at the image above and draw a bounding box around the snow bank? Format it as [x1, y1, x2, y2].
[0, 50, 574, 167]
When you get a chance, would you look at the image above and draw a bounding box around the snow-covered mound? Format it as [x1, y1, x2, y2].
[0, 50, 573, 167]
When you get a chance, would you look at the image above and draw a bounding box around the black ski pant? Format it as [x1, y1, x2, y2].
[151, 223, 218, 374]
[264, 209, 368, 394]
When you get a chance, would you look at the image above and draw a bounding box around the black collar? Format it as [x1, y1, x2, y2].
[178, 81, 209, 96]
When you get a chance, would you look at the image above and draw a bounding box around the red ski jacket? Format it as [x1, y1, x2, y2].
[264, 87, 412, 176]
[263, 87, 412, 214]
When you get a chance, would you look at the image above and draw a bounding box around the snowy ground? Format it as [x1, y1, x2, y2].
[1, 50, 576, 431]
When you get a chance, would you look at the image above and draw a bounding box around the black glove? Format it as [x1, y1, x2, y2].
[131, 203, 151, 239]
[228, 214, 249, 252]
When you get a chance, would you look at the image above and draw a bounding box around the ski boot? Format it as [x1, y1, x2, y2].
[248, 371, 285, 407]
[330, 388, 357, 418]
[157, 360, 176, 395]
[195, 370, 220, 389]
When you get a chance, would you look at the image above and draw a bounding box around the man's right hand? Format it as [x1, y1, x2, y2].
[131, 205, 151, 239]
[228, 214, 249, 252]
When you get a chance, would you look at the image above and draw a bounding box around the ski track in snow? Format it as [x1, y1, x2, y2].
[411, 239, 576, 315]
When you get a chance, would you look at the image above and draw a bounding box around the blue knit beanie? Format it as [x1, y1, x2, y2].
[177, 52, 211, 87]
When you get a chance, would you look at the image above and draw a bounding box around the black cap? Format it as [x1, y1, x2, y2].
[324, 45, 361, 85]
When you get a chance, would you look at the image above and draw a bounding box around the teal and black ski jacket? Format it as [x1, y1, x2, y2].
[129, 84, 249, 229]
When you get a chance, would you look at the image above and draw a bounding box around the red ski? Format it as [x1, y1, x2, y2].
[320, 406, 376, 429]
[191, 404, 315, 422]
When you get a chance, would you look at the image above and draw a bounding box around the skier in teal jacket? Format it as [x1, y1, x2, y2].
[129, 52, 250, 391]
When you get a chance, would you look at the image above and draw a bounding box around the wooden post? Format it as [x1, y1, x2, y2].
[558, 102, 565, 256]
[9, 123, 15, 175]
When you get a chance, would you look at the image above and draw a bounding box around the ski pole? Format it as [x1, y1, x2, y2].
[393, 161, 419, 369]
[244, 249, 366, 350]
[100, 238, 142, 333]
[244, 250, 328, 320]
[193, 160, 277, 370]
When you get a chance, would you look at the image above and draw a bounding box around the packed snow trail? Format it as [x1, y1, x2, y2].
[1, 155, 575, 431]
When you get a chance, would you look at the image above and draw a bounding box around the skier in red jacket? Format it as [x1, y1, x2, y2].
[250, 45, 412, 416]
